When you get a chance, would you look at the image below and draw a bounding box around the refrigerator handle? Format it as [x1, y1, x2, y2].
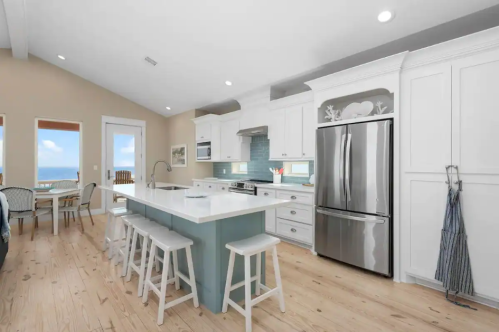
[345, 133, 352, 202]
[316, 208, 386, 224]
[339, 134, 346, 198]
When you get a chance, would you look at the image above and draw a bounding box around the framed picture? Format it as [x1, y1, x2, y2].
[171, 144, 187, 167]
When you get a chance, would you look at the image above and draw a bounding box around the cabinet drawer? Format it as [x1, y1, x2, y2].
[217, 184, 229, 192]
[276, 191, 313, 205]
[193, 181, 203, 189]
[277, 205, 313, 225]
[257, 188, 276, 198]
[276, 218, 312, 244]
[202, 183, 217, 191]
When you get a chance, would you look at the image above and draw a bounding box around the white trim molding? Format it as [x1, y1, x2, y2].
[269, 91, 313, 111]
[0, 114, 6, 185]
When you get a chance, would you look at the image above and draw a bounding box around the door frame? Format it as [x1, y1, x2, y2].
[101, 116, 146, 212]
[0, 114, 5, 185]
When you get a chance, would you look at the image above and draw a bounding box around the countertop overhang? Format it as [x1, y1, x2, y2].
[99, 183, 291, 223]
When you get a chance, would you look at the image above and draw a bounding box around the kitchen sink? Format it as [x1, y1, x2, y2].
[157, 186, 188, 191]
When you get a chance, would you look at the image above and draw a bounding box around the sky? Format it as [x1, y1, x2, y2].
[36, 129, 136, 168]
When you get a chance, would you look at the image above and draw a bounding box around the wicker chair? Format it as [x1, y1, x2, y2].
[59, 183, 96, 232]
[113, 170, 134, 202]
[0, 187, 52, 241]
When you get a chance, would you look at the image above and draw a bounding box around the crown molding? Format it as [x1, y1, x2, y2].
[403, 26, 499, 70]
[305, 52, 408, 92]
[191, 114, 220, 125]
[235, 86, 272, 110]
[269, 91, 313, 110]
[219, 110, 242, 122]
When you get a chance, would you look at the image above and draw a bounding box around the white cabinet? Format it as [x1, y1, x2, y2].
[217, 183, 229, 192]
[193, 181, 230, 193]
[192, 181, 203, 189]
[202, 182, 217, 192]
[401, 47, 499, 300]
[195, 123, 211, 141]
[268, 93, 314, 160]
[257, 188, 276, 233]
[220, 119, 250, 162]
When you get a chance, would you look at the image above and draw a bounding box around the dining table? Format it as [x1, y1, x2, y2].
[36, 188, 81, 235]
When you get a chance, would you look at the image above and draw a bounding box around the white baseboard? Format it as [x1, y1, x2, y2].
[10, 208, 105, 223]
[413, 276, 499, 309]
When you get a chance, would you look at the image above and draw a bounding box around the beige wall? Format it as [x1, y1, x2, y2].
[164, 109, 213, 185]
[0, 49, 169, 209]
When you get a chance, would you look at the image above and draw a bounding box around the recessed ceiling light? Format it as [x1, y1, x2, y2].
[166, 107, 171, 110]
[225, 81, 233, 86]
[57, 55, 66, 60]
[378, 11, 394, 23]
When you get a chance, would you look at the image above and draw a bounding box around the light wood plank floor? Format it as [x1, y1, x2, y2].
[0, 214, 498, 332]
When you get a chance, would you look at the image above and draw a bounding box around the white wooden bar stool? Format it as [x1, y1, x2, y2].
[126, 219, 168, 296]
[103, 207, 132, 259]
[222, 234, 285, 332]
[114, 214, 149, 276]
[142, 230, 199, 326]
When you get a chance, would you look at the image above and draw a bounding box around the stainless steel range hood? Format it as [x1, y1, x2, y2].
[236, 126, 268, 137]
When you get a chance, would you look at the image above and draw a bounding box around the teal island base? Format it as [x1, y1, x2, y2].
[127, 199, 266, 313]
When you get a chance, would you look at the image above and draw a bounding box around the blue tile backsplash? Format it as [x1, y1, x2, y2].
[213, 135, 314, 184]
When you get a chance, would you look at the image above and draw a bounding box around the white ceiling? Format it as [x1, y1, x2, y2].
[2, 0, 498, 116]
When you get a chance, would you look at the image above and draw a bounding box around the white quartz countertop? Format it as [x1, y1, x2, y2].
[255, 183, 315, 193]
[99, 182, 291, 223]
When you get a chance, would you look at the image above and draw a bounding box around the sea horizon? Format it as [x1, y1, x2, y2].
[0, 166, 135, 181]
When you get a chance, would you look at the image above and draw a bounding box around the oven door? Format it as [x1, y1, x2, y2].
[197, 142, 211, 160]
[228, 187, 254, 195]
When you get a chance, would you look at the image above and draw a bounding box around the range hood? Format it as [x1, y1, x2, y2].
[236, 126, 268, 137]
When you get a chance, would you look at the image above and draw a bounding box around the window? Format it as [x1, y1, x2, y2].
[0, 116, 3, 185]
[35, 119, 82, 187]
[231, 162, 248, 174]
[283, 161, 309, 177]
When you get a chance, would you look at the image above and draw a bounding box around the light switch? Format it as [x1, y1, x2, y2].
[93, 165, 98, 171]
[223, 169, 226, 174]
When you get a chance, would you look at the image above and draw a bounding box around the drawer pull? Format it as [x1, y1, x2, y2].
[291, 228, 297, 233]
[290, 210, 296, 215]
[222, 187, 225, 190]
[290, 195, 297, 200]
[264, 193, 269, 196]
[209, 186, 212, 188]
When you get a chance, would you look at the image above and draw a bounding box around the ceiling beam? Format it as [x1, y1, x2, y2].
[2, 0, 28, 59]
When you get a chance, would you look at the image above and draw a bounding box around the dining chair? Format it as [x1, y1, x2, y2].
[59, 183, 96, 232]
[51, 180, 80, 225]
[0, 187, 52, 241]
[113, 170, 134, 202]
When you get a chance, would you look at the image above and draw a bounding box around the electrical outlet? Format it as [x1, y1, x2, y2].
[93, 165, 98, 171]
[223, 169, 226, 174]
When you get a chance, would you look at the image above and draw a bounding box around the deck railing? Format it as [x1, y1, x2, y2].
[37, 179, 78, 188]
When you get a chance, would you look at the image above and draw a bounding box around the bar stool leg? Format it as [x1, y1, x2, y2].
[138, 236, 149, 297]
[108, 216, 115, 259]
[121, 224, 133, 277]
[157, 250, 171, 326]
[256, 251, 262, 296]
[172, 250, 180, 290]
[126, 230, 138, 282]
[272, 246, 285, 313]
[142, 242, 156, 303]
[114, 222, 123, 266]
[222, 250, 235, 313]
[103, 213, 111, 251]
[185, 246, 199, 307]
[244, 255, 252, 332]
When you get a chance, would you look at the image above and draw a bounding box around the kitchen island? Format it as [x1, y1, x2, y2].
[99, 183, 290, 313]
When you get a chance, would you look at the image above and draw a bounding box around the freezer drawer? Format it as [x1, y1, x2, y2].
[315, 207, 391, 276]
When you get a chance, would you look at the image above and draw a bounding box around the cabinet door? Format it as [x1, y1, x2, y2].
[220, 119, 240, 160]
[257, 188, 276, 233]
[401, 63, 452, 173]
[269, 109, 286, 159]
[284, 106, 303, 159]
[302, 103, 316, 159]
[196, 123, 211, 141]
[202, 182, 216, 192]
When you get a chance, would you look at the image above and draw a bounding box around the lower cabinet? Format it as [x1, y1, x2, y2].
[192, 181, 229, 193]
[276, 218, 313, 244]
[257, 188, 276, 233]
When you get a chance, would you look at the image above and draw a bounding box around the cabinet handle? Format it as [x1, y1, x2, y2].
[290, 195, 297, 200]
[201, 136, 204, 138]
[290, 210, 296, 215]
[303, 153, 305, 156]
[222, 187, 225, 190]
[264, 193, 269, 196]
[291, 228, 297, 233]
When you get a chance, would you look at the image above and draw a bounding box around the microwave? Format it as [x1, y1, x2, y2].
[196, 142, 211, 160]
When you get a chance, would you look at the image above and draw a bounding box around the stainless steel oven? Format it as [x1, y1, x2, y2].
[228, 180, 273, 195]
[196, 142, 211, 161]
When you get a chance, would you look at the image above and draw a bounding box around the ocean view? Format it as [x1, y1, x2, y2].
[0, 167, 135, 181]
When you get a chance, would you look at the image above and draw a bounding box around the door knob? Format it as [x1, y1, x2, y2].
[291, 228, 297, 233]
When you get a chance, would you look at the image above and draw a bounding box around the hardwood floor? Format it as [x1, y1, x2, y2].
[0, 214, 498, 332]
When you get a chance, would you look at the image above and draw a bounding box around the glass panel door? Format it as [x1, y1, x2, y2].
[105, 124, 142, 209]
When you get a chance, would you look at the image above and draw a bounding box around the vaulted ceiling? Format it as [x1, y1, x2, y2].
[1, 0, 497, 116]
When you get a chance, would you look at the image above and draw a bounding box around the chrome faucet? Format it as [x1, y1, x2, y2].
[148, 160, 173, 189]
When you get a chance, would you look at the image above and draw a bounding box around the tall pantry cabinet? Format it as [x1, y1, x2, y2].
[401, 38, 499, 302]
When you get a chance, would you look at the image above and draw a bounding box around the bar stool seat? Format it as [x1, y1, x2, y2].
[222, 234, 285, 332]
[126, 219, 169, 297]
[143, 230, 199, 326]
[103, 207, 132, 259]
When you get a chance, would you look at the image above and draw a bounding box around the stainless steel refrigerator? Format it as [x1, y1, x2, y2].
[315, 119, 392, 276]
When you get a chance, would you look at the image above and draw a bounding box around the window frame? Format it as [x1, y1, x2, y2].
[283, 161, 310, 177]
[34, 117, 83, 187]
[231, 162, 248, 175]
[0, 114, 5, 185]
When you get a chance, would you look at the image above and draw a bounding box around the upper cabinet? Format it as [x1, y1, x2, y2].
[195, 122, 211, 141]
[269, 92, 315, 160]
